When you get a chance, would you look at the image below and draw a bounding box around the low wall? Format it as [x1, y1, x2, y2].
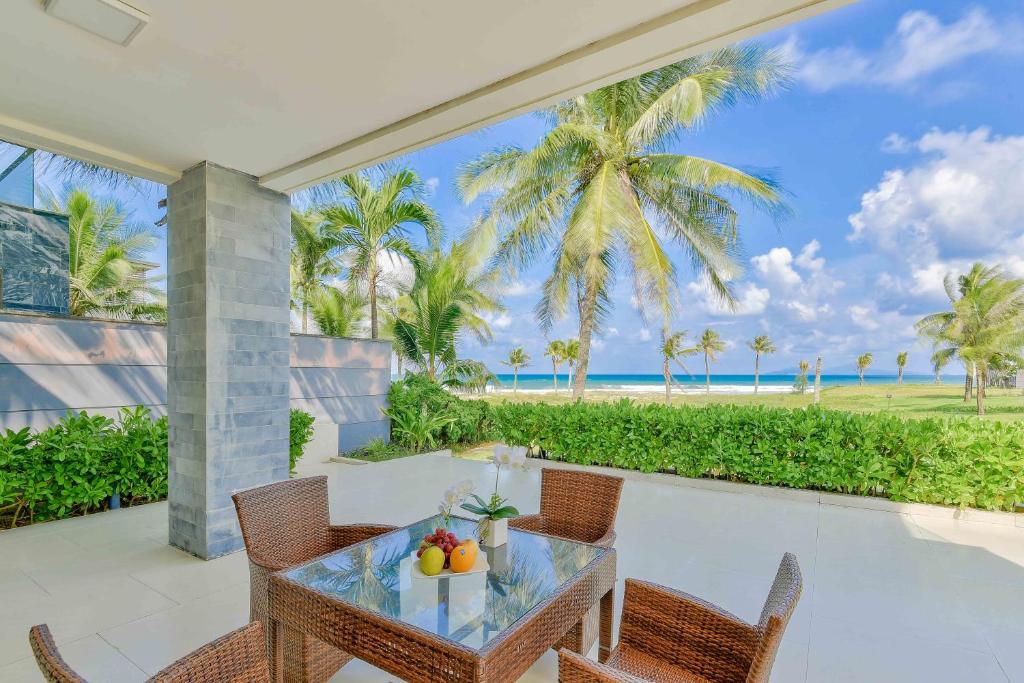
[0, 311, 390, 454]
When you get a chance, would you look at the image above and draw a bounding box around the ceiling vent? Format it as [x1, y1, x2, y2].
[43, 0, 149, 47]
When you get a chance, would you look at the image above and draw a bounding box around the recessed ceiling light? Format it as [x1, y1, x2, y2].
[43, 0, 149, 47]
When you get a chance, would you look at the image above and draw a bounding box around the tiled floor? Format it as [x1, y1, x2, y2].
[3, 453, 1023, 682]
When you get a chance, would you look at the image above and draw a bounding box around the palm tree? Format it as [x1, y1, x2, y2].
[501, 347, 530, 395]
[896, 351, 908, 385]
[856, 353, 873, 385]
[696, 329, 726, 395]
[290, 208, 343, 333]
[793, 359, 809, 393]
[45, 188, 165, 320]
[444, 359, 498, 394]
[917, 263, 1024, 414]
[564, 339, 580, 388]
[309, 286, 364, 337]
[544, 340, 567, 394]
[660, 330, 697, 405]
[458, 46, 789, 399]
[321, 169, 440, 339]
[391, 241, 502, 382]
[931, 349, 952, 384]
[748, 335, 777, 394]
[813, 355, 823, 404]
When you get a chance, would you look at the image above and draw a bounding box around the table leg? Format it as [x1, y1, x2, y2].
[598, 587, 614, 663]
[270, 618, 283, 683]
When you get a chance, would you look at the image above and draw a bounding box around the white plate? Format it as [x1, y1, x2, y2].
[411, 550, 489, 579]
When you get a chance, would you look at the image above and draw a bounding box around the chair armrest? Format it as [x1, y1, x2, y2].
[508, 513, 545, 533]
[558, 649, 645, 683]
[149, 622, 270, 683]
[328, 523, 397, 549]
[619, 579, 758, 678]
[592, 528, 617, 548]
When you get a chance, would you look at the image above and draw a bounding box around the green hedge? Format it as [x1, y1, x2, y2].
[0, 407, 316, 528]
[387, 375, 494, 447]
[489, 400, 1024, 512]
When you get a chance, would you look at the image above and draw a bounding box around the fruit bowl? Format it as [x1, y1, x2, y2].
[411, 551, 489, 579]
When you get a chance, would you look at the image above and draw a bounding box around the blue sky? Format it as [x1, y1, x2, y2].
[23, 0, 1024, 376]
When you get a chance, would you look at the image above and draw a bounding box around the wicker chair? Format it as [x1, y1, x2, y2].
[30, 622, 269, 683]
[510, 467, 624, 655]
[558, 553, 803, 683]
[231, 475, 396, 683]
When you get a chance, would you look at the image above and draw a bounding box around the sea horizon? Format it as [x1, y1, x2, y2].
[488, 372, 951, 394]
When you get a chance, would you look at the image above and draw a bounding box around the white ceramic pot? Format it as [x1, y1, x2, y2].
[480, 518, 508, 548]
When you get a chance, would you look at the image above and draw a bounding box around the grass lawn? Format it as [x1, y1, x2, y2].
[478, 383, 1024, 421]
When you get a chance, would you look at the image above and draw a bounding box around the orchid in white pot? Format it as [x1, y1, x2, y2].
[461, 445, 527, 547]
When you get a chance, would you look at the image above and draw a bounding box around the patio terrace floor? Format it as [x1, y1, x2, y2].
[2, 452, 1023, 682]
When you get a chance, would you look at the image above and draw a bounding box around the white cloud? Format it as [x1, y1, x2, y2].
[505, 280, 539, 297]
[881, 133, 911, 154]
[847, 305, 881, 331]
[686, 280, 770, 316]
[795, 240, 825, 273]
[482, 312, 512, 330]
[751, 247, 802, 288]
[591, 338, 606, 351]
[634, 328, 652, 342]
[605, 327, 620, 338]
[785, 300, 831, 323]
[424, 177, 440, 197]
[848, 128, 1024, 259]
[782, 8, 1018, 92]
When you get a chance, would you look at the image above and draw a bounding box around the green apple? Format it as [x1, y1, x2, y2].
[419, 546, 445, 576]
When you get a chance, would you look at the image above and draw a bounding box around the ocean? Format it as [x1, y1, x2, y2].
[492, 373, 949, 394]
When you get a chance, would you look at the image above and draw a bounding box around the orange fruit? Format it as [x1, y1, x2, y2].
[449, 540, 478, 573]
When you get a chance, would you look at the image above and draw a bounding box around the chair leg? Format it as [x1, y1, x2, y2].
[599, 587, 614, 663]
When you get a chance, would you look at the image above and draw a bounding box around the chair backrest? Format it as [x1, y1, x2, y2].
[538, 468, 624, 544]
[30, 623, 270, 683]
[746, 552, 803, 683]
[232, 475, 332, 570]
[29, 625, 86, 683]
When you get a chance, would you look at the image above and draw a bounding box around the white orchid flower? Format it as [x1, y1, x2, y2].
[456, 480, 474, 496]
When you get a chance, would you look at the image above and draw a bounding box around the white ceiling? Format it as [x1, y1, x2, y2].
[0, 0, 849, 192]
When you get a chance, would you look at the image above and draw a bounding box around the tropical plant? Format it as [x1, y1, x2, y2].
[660, 330, 697, 405]
[564, 339, 580, 388]
[856, 353, 873, 385]
[382, 404, 455, 452]
[288, 409, 315, 475]
[290, 208, 343, 333]
[444, 359, 499, 394]
[696, 329, 726, 395]
[391, 241, 502, 381]
[458, 46, 789, 399]
[544, 340, 567, 393]
[896, 351, 908, 385]
[931, 349, 951, 384]
[793, 359, 809, 394]
[321, 169, 440, 338]
[308, 285, 364, 337]
[916, 263, 1024, 415]
[748, 335, 777, 394]
[502, 347, 531, 395]
[44, 188, 165, 320]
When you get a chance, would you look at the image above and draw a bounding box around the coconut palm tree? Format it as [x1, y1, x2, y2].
[856, 353, 873, 385]
[896, 351, 908, 385]
[501, 347, 531, 395]
[793, 359, 809, 393]
[321, 169, 440, 339]
[44, 188, 165, 320]
[917, 263, 1024, 414]
[391, 241, 502, 382]
[544, 340, 567, 394]
[660, 330, 698, 405]
[696, 328, 726, 395]
[931, 349, 952, 384]
[445, 359, 499, 394]
[290, 208, 343, 333]
[564, 338, 580, 388]
[748, 335, 777, 394]
[309, 286, 365, 337]
[458, 46, 789, 400]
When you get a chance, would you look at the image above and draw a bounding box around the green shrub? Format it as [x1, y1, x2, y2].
[289, 409, 316, 475]
[0, 407, 317, 527]
[489, 400, 1024, 512]
[386, 375, 494, 448]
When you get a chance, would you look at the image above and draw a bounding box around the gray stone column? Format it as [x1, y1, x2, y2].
[166, 162, 291, 559]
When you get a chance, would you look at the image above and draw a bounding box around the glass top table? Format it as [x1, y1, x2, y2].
[269, 514, 617, 683]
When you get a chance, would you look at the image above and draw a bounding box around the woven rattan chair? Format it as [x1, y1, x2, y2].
[558, 553, 803, 683]
[231, 475, 396, 683]
[30, 622, 269, 683]
[510, 467, 624, 655]
[510, 467, 624, 547]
